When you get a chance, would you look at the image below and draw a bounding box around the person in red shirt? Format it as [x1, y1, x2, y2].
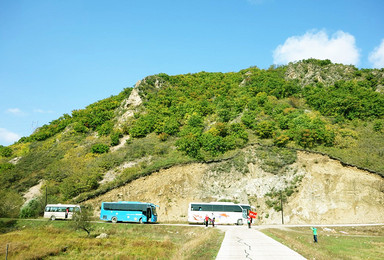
[247, 215, 252, 228]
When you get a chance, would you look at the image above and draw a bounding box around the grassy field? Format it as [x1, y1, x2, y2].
[0, 219, 224, 260]
[261, 225, 384, 260]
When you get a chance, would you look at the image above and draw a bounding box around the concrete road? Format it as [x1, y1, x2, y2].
[215, 225, 306, 260]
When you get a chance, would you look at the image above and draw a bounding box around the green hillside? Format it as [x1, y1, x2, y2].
[1, 59, 383, 218]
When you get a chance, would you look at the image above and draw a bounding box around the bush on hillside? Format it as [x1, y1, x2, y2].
[0, 189, 23, 218]
[0, 146, 13, 157]
[91, 144, 110, 154]
[19, 198, 44, 218]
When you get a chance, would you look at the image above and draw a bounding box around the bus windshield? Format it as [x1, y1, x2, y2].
[151, 206, 158, 216]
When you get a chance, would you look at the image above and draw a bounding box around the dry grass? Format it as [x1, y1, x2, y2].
[173, 228, 224, 260]
[261, 225, 384, 260]
[0, 220, 224, 259]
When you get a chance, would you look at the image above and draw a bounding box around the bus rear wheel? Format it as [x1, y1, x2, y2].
[139, 218, 143, 224]
[111, 217, 117, 223]
[50, 215, 56, 221]
[237, 219, 243, 225]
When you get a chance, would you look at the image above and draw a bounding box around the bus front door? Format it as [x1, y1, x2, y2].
[146, 208, 151, 222]
[242, 209, 248, 219]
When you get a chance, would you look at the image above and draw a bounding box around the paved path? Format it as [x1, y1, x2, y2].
[215, 226, 306, 260]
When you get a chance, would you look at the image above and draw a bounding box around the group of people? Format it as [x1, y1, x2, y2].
[204, 214, 254, 228]
[204, 213, 318, 243]
[204, 214, 215, 227]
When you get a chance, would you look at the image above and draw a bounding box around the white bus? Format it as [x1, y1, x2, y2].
[44, 204, 81, 220]
[188, 202, 252, 225]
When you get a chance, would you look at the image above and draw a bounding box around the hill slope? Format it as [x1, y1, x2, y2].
[0, 59, 383, 221]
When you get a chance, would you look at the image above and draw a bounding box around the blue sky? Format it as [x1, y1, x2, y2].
[1, 0, 384, 146]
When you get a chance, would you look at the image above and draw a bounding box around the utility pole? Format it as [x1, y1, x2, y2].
[45, 186, 48, 206]
[280, 190, 284, 224]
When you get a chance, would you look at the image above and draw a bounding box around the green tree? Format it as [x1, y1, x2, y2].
[176, 133, 201, 159]
[255, 120, 276, 139]
[71, 205, 94, 236]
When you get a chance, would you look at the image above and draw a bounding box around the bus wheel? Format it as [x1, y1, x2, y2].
[139, 218, 143, 224]
[237, 219, 243, 225]
[50, 215, 56, 221]
[111, 217, 117, 223]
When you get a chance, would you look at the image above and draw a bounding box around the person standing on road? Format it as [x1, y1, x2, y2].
[205, 215, 209, 227]
[211, 214, 215, 227]
[247, 215, 252, 228]
[311, 227, 318, 243]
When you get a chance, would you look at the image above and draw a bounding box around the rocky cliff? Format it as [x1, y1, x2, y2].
[86, 148, 384, 224]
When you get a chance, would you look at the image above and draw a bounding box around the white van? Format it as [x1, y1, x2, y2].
[44, 204, 80, 220]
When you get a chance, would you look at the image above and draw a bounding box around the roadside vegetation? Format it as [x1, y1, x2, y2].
[261, 225, 384, 260]
[0, 219, 223, 259]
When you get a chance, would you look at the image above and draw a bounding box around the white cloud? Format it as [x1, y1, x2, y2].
[0, 128, 21, 145]
[34, 109, 54, 114]
[6, 108, 26, 116]
[273, 30, 360, 65]
[368, 39, 384, 68]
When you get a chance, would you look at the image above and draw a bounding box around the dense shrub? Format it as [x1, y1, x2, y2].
[91, 144, 110, 154]
[110, 131, 123, 146]
[176, 134, 201, 159]
[0, 189, 23, 218]
[73, 122, 89, 133]
[0, 146, 13, 157]
[255, 120, 276, 139]
[304, 81, 384, 120]
[19, 198, 44, 218]
[373, 120, 384, 132]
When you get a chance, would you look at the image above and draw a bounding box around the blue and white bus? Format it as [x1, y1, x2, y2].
[100, 201, 159, 223]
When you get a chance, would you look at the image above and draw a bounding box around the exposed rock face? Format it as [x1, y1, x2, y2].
[23, 181, 43, 206]
[117, 81, 143, 127]
[87, 164, 209, 222]
[287, 152, 384, 224]
[285, 62, 357, 87]
[86, 150, 384, 225]
[123, 86, 142, 108]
